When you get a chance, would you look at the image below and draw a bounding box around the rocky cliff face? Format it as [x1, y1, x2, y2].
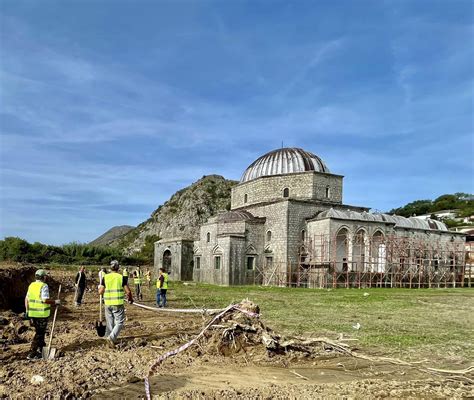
[114, 175, 238, 255]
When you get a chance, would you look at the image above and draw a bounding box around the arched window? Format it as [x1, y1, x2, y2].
[283, 188, 289, 198]
[206, 232, 210, 243]
[246, 256, 255, 270]
[266, 230, 272, 242]
[244, 194, 248, 203]
[325, 186, 330, 199]
[301, 230, 306, 241]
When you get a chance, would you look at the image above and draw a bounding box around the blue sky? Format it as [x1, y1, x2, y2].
[1, 0, 473, 245]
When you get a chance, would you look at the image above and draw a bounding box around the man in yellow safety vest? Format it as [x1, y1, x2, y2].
[24, 269, 61, 360]
[98, 260, 133, 348]
[156, 268, 169, 308]
[122, 266, 129, 286]
[145, 268, 151, 288]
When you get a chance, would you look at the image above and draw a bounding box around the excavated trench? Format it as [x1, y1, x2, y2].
[0, 265, 37, 313]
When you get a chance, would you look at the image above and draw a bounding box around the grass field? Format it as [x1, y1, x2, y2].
[168, 283, 474, 366]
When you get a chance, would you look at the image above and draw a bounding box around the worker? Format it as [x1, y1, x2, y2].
[134, 266, 143, 301]
[145, 267, 151, 289]
[98, 267, 106, 284]
[156, 268, 169, 308]
[74, 265, 86, 307]
[122, 266, 129, 286]
[24, 269, 61, 360]
[98, 260, 133, 348]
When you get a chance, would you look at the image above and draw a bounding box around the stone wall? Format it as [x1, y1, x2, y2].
[311, 173, 343, 204]
[231, 171, 343, 209]
[193, 231, 233, 285]
[193, 218, 266, 285]
[245, 201, 289, 283]
[286, 201, 323, 265]
[154, 238, 194, 281]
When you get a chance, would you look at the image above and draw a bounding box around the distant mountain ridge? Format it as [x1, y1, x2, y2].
[89, 225, 135, 247]
[110, 175, 238, 254]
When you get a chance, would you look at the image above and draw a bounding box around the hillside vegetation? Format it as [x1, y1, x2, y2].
[389, 193, 473, 221]
[0, 237, 143, 265]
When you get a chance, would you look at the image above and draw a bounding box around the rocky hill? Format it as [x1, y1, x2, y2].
[89, 225, 135, 247]
[113, 175, 238, 255]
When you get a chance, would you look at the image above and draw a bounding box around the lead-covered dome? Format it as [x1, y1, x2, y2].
[240, 147, 329, 183]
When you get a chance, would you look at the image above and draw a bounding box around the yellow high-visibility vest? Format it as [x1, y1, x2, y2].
[157, 273, 169, 289]
[104, 272, 124, 306]
[27, 281, 50, 318]
[123, 268, 128, 277]
[134, 270, 142, 285]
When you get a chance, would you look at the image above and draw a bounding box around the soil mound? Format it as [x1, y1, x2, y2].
[0, 264, 64, 312]
[0, 264, 36, 312]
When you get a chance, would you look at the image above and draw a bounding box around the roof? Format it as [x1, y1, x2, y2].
[315, 208, 449, 232]
[240, 147, 329, 183]
[216, 210, 265, 223]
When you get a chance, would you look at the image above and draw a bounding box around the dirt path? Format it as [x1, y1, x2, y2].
[1, 270, 473, 399]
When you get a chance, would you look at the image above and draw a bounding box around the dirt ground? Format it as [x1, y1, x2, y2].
[0, 268, 473, 399]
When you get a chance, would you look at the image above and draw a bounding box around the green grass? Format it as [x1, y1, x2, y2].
[170, 284, 474, 365]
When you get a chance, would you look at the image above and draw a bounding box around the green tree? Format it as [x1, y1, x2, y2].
[136, 234, 161, 264]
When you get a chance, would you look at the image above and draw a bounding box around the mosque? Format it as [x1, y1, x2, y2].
[155, 148, 465, 288]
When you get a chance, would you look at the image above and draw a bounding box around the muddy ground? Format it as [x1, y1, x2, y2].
[0, 268, 473, 399]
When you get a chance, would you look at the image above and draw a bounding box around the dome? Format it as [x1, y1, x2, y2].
[240, 147, 330, 183]
[217, 210, 255, 223]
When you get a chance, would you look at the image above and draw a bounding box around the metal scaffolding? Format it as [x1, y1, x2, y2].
[293, 233, 467, 289]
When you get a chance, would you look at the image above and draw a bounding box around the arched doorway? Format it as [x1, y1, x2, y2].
[163, 250, 171, 272]
[353, 229, 367, 272]
[336, 228, 350, 272]
[371, 231, 386, 273]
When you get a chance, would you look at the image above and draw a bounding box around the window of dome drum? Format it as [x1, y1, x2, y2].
[206, 232, 210, 242]
[214, 256, 221, 270]
[283, 188, 289, 198]
[195, 257, 201, 269]
[325, 186, 330, 198]
[244, 194, 248, 203]
[266, 231, 272, 242]
[246, 256, 255, 270]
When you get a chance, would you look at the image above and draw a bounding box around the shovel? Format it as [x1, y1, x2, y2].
[95, 295, 106, 337]
[73, 280, 79, 306]
[43, 284, 61, 360]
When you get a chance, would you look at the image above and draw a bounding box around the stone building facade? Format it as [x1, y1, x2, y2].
[155, 147, 465, 287]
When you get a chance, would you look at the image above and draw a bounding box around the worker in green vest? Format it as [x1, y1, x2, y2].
[98, 260, 133, 348]
[133, 266, 143, 301]
[24, 269, 61, 360]
[156, 267, 169, 308]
